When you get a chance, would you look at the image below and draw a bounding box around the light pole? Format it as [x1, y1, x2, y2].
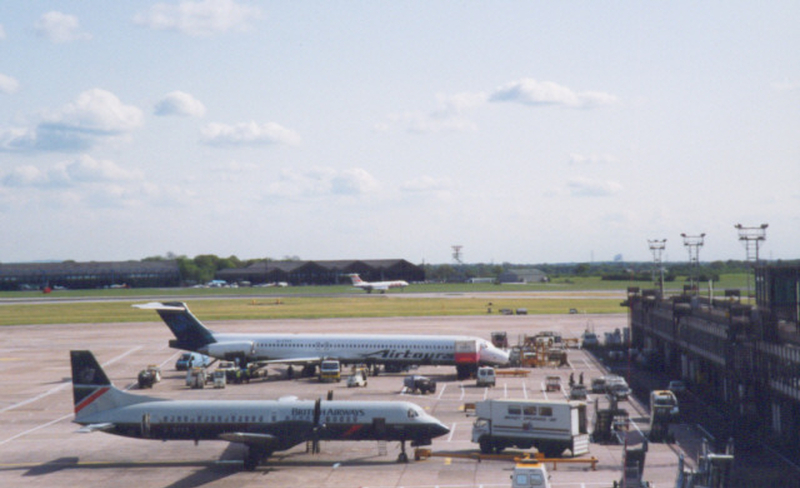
[648, 239, 667, 296]
[681, 233, 705, 295]
[735, 223, 768, 301]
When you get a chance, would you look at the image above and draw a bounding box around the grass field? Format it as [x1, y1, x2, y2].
[0, 273, 748, 326]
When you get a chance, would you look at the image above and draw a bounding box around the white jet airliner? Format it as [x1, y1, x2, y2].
[135, 302, 509, 379]
[348, 273, 408, 293]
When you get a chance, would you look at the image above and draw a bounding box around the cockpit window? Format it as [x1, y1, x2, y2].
[407, 407, 420, 418]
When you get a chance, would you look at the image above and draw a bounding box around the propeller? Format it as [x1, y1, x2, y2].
[311, 397, 323, 454]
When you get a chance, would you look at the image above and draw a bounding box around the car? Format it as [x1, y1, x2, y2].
[403, 375, 436, 394]
[668, 380, 687, 393]
[569, 384, 588, 400]
[581, 331, 599, 348]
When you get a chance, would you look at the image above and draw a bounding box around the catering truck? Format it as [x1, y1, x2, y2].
[471, 399, 589, 458]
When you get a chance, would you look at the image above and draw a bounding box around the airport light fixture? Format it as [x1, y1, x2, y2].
[648, 239, 667, 296]
[681, 233, 705, 294]
[735, 223, 768, 300]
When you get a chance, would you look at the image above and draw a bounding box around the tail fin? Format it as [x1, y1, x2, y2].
[70, 350, 160, 423]
[71, 350, 116, 419]
[348, 274, 363, 285]
[134, 302, 216, 350]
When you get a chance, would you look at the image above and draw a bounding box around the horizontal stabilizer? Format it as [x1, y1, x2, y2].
[76, 422, 115, 433]
[219, 432, 279, 447]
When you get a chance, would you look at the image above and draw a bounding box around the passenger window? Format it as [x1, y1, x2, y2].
[539, 407, 553, 416]
[523, 406, 537, 416]
[508, 406, 521, 415]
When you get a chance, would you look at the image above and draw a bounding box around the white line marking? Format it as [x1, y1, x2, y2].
[436, 383, 447, 400]
[447, 422, 456, 442]
[0, 346, 142, 415]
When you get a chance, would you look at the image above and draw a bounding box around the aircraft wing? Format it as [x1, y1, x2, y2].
[76, 422, 115, 433]
[219, 432, 280, 448]
[372, 284, 389, 291]
[258, 357, 322, 365]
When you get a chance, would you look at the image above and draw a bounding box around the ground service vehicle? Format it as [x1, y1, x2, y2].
[511, 462, 551, 488]
[404, 375, 436, 394]
[186, 367, 206, 388]
[476, 366, 496, 387]
[648, 390, 679, 442]
[471, 399, 589, 457]
[212, 369, 227, 388]
[569, 384, 588, 400]
[175, 352, 210, 371]
[319, 360, 341, 382]
[347, 367, 368, 387]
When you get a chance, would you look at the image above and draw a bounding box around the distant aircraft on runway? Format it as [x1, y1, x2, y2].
[347, 273, 408, 293]
[134, 302, 509, 379]
[70, 350, 449, 469]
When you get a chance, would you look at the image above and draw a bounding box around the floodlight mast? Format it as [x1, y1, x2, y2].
[735, 223, 768, 301]
[648, 239, 667, 296]
[681, 233, 705, 295]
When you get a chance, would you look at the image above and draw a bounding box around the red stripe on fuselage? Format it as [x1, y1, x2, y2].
[343, 424, 363, 437]
[75, 387, 109, 414]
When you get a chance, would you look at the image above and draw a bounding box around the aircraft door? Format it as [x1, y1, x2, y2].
[141, 413, 151, 438]
[372, 417, 387, 439]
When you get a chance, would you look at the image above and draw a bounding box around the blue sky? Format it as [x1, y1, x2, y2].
[1, 1, 798, 264]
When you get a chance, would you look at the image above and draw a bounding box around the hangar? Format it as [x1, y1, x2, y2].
[215, 259, 424, 286]
[0, 260, 181, 291]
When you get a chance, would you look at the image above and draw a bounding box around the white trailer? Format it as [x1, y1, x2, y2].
[471, 399, 589, 458]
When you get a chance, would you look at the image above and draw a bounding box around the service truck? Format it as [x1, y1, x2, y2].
[471, 398, 589, 458]
[319, 360, 341, 382]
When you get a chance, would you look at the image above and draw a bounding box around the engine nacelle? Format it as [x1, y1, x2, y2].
[201, 341, 255, 360]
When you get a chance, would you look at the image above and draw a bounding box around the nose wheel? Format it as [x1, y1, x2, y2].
[397, 440, 409, 463]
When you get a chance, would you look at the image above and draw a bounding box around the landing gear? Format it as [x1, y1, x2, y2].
[243, 446, 270, 471]
[397, 440, 409, 463]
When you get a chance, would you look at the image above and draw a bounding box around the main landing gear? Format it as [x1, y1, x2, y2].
[243, 446, 271, 471]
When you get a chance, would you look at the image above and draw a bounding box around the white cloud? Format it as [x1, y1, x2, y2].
[490, 78, 617, 108]
[567, 177, 623, 197]
[0, 73, 19, 94]
[381, 91, 486, 134]
[0, 24, 6, 40]
[1, 155, 142, 188]
[400, 175, 453, 193]
[34, 11, 92, 43]
[331, 168, 380, 195]
[569, 153, 618, 165]
[134, 0, 262, 37]
[201, 121, 301, 146]
[154, 91, 207, 117]
[264, 167, 380, 200]
[0, 89, 143, 152]
[771, 79, 799, 92]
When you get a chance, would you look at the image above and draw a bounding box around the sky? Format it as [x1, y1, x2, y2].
[0, 1, 798, 265]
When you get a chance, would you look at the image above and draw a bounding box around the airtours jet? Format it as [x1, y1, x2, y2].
[71, 350, 449, 469]
[135, 302, 509, 379]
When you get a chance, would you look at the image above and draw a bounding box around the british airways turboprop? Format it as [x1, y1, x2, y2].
[71, 350, 449, 469]
[135, 302, 509, 379]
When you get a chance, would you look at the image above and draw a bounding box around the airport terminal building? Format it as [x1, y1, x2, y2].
[626, 263, 800, 456]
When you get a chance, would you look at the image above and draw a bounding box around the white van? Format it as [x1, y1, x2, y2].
[511, 462, 551, 488]
[476, 366, 496, 387]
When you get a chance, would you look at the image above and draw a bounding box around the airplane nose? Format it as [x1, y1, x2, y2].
[432, 422, 450, 438]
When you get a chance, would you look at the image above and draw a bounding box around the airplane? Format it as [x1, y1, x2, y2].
[347, 273, 408, 293]
[70, 350, 450, 470]
[134, 302, 509, 379]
